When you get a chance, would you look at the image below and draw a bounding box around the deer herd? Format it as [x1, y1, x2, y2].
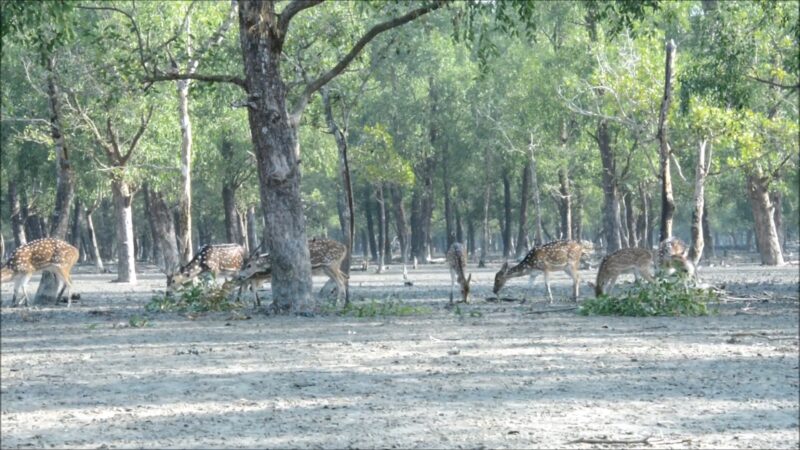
[1, 234, 696, 308]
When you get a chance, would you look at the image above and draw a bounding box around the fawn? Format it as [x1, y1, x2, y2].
[589, 247, 655, 297]
[167, 244, 246, 292]
[446, 242, 472, 304]
[657, 237, 695, 278]
[236, 238, 348, 305]
[493, 240, 583, 302]
[1, 238, 79, 307]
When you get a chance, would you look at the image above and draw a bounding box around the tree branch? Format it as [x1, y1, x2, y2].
[289, 1, 443, 125]
[77, 5, 149, 76]
[122, 105, 155, 165]
[188, 1, 239, 72]
[143, 72, 246, 89]
[746, 74, 800, 91]
[106, 118, 123, 163]
[66, 92, 114, 160]
[278, 0, 324, 38]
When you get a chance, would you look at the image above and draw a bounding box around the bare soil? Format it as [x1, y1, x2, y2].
[1, 260, 798, 449]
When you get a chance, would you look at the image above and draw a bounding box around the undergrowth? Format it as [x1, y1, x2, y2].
[333, 299, 432, 318]
[579, 273, 719, 317]
[146, 280, 243, 313]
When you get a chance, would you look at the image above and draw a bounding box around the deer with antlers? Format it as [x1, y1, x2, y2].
[237, 238, 348, 306]
[1, 238, 79, 307]
[166, 244, 246, 292]
[493, 240, 583, 303]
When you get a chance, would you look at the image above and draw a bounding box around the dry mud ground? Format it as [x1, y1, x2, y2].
[1, 261, 798, 449]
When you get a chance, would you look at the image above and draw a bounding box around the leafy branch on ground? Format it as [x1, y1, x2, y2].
[146, 279, 243, 313]
[579, 273, 720, 317]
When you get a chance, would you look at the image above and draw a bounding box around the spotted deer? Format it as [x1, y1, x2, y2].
[493, 240, 582, 302]
[167, 244, 246, 292]
[657, 237, 695, 278]
[1, 238, 79, 307]
[589, 248, 655, 297]
[446, 242, 472, 304]
[237, 238, 348, 305]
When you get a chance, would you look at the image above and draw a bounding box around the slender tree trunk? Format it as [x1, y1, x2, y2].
[746, 172, 784, 265]
[365, 187, 378, 262]
[597, 120, 622, 252]
[247, 206, 259, 255]
[479, 181, 491, 267]
[658, 39, 677, 242]
[111, 180, 136, 282]
[516, 162, 532, 257]
[376, 185, 386, 271]
[467, 217, 476, 258]
[689, 139, 709, 266]
[145, 186, 179, 273]
[529, 147, 544, 246]
[572, 186, 583, 241]
[770, 190, 783, 252]
[558, 167, 572, 240]
[222, 184, 241, 244]
[502, 172, 512, 258]
[390, 185, 409, 265]
[443, 146, 455, 248]
[382, 184, 392, 265]
[69, 198, 84, 260]
[410, 190, 425, 264]
[702, 204, 714, 259]
[624, 188, 638, 247]
[8, 180, 26, 247]
[636, 182, 650, 249]
[175, 79, 194, 265]
[455, 202, 464, 244]
[84, 206, 104, 272]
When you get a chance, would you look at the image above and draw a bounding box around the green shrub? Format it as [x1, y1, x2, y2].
[146, 280, 243, 313]
[336, 299, 432, 318]
[579, 273, 719, 317]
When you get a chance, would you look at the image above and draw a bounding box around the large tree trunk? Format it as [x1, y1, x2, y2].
[175, 79, 194, 265]
[111, 180, 137, 283]
[689, 139, 709, 266]
[222, 184, 241, 244]
[746, 172, 784, 265]
[558, 167, 572, 240]
[8, 180, 27, 247]
[502, 172, 512, 258]
[515, 162, 531, 258]
[658, 39, 677, 242]
[146, 186, 179, 273]
[238, 2, 312, 313]
[597, 120, 622, 252]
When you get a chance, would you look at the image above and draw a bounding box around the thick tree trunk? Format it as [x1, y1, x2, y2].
[658, 39, 677, 242]
[238, 3, 313, 312]
[112, 180, 137, 283]
[247, 206, 259, 255]
[8, 180, 26, 247]
[502, 172, 512, 258]
[597, 120, 622, 252]
[558, 167, 572, 240]
[702, 204, 714, 259]
[770, 190, 783, 252]
[746, 173, 784, 265]
[689, 139, 709, 266]
[175, 79, 194, 265]
[222, 184, 241, 244]
[145, 186, 179, 273]
[515, 162, 531, 258]
[25, 211, 45, 241]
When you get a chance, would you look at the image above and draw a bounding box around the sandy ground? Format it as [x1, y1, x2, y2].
[1, 259, 798, 449]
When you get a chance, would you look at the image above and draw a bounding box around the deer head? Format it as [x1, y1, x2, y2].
[493, 262, 510, 294]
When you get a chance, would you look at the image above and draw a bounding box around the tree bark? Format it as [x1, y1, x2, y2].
[597, 120, 622, 252]
[222, 184, 241, 244]
[8, 180, 27, 247]
[479, 180, 491, 268]
[44, 53, 74, 240]
[443, 145, 455, 249]
[365, 186, 378, 262]
[623, 188, 638, 248]
[502, 172, 512, 258]
[515, 162, 531, 258]
[238, 2, 313, 312]
[689, 139, 709, 266]
[376, 185, 386, 270]
[572, 186, 583, 242]
[112, 180, 137, 282]
[658, 39, 677, 242]
[529, 145, 544, 246]
[69, 198, 84, 260]
[636, 182, 650, 249]
[702, 204, 714, 259]
[390, 185, 409, 265]
[770, 190, 783, 252]
[83, 204, 104, 272]
[175, 79, 194, 265]
[455, 202, 464, 245]
[746, 172, 784, 265]
[467, 217, 476, 258]
[247, 206, 259, 255]
[145, 186, 179, 273]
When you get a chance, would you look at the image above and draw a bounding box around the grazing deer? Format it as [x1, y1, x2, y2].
[1, 238, 79, 307]
[657, 237, 695, 278]
[167, 244, 246, 292]
[493, 240, 582, 303]
[589, 248, 655, 297]
[446, 242, 472, 304]
[237, 238, 348, 305]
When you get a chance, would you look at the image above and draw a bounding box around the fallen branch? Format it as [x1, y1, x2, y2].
[567, 436, 652, 445]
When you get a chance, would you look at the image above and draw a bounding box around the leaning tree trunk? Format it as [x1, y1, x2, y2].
[111, 180, 137, 283]
[515, 162, 531, 258]
[689, 139, 709, 266]
[746, 172, 784, 265]
[658, 39, 677, 242]
[238, 2, 313, 313]
[34, 52, 75, 306]
[597, 120, 622, 252]
[502, 172, 512, 258]
[8, 180, 27, 247]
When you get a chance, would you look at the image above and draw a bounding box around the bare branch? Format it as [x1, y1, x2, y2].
[669, 147, 688, 183]
[289, 1, 442, 124]
[106, 118, 123, 163]
[278, 0, 324, 38]
[77, 5, 148, 75]
[143, 72, 246, 89]
[188, 1, 239, 73]
[122, 105, 155, 165]
[65, 92, 114, 160]
[746, 74, 800, 91]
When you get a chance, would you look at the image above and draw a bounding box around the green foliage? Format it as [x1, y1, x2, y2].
[335, 299, 432, 318]
[128, 315, 150, 328]
[145, 280, 242, 314]
[579, 274, 719, 317]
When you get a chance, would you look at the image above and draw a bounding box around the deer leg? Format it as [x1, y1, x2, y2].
[14, 274, 31, 307]
[563, 264, 579, 302]
[606, 275, 619, 296]
[543, 271, 553, 303]
[449, 269, 455, 304]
